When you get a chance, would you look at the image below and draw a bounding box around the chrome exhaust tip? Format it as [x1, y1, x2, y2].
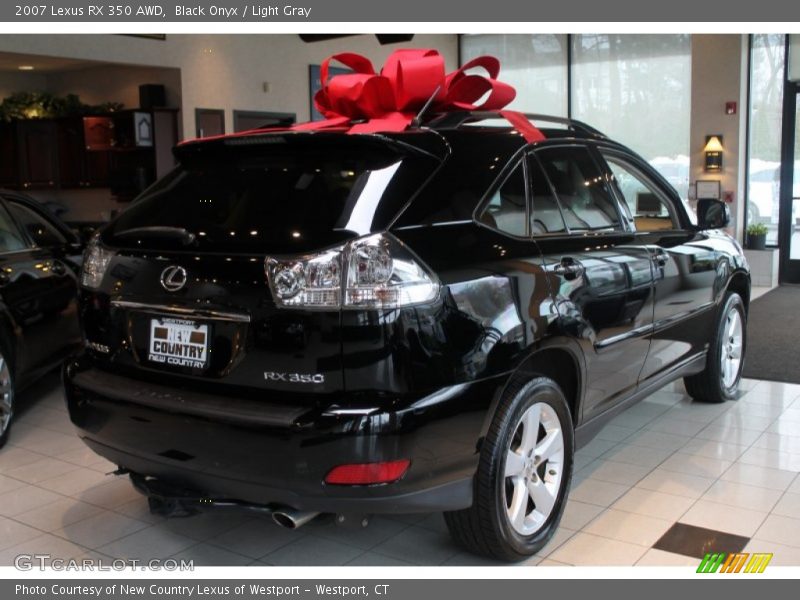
[272, 508, 320, 529]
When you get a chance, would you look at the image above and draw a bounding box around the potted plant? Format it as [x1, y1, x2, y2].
[747, 222, 768, 250]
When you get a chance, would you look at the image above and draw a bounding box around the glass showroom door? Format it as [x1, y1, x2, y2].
[779, 82, 800, 282]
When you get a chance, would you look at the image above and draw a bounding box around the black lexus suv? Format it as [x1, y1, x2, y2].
[65, 112, 749, 561]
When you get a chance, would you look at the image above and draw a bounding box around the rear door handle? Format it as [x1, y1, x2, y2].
[553, 257, 585, 280]
[653, 251, 670, 266]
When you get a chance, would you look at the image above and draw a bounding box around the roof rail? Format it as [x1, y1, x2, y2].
[425, 111, 606, 139]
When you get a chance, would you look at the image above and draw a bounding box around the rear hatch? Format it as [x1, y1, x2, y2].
[84, 132, 444, 399]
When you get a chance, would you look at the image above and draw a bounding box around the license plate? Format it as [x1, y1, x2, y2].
[148, 318, 209, 369]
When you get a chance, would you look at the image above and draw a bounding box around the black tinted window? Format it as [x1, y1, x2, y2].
[478, 161, 527, 236]
[105, 138, 436, 252]
[528, 156, 567, 234]
[7, 202, 66, 248]
[0, 204, 27, 252]
[537, 146, 622, 232]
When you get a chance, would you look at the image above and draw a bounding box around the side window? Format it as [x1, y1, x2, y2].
[478, 161, 528, 237]
[601, 154, 679, 232]
[7, 202, 67, 248]
[536, 146, 622, 232]
[0, 204, 28, 253]
[527, 156, 567, 234]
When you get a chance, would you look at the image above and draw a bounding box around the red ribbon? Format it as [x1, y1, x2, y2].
[183, 49, 545, 144]
[295, 49, 544, 142]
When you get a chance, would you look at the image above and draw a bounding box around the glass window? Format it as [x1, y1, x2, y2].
[571, 35, 692, 200]
[0, 204, 28, 253]
[478, 161, 528, 236]
[747, 34, 786, 246]
[527, 156, 567, 234]
[460, 34, 568, 117]
[7, 202, 66, 248]
[537, 146, 622, 232]
[106, 139, 438, 251]
[602, 154, 679, 231]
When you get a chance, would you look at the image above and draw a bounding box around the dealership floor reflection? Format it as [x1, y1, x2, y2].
[1, 372, 799, 566]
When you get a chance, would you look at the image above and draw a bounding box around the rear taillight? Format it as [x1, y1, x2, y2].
[325, 460, 411, 485]
[265, 233, 439, 310]
[81, 234, 115, 289]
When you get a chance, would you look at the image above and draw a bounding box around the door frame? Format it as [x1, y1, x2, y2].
[778, 79, 799, 282]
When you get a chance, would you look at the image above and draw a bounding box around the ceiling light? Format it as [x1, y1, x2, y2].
[18, 65, 35, 71]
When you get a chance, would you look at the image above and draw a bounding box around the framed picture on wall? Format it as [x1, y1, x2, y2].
[696, 180, 721, 200]
[309, 64, 352, 121]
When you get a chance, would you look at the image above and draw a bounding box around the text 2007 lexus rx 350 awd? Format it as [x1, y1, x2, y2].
[64, 112, 749, 561]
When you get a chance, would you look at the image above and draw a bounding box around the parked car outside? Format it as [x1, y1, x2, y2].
[64, 113, 750, 561]
[0, 189, 83, 447]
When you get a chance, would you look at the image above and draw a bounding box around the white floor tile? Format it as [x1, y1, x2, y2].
[659, 452, 732, 478]
[583, 508, 672, 547]
[738, 447, 800, 472]
[623, 430, 691, 452]
[695, 425, 762, 446]
[170, 543, 252, 566]
[744, 539, 800, 566]
[265, 535, 364, 566]
[752, 432, 800, 454]
[548, 532, 646, 566]
[53, 510, 150, 548]
[98, 526, 196, 560]
[720, 465, 794, 496]
[582, 459, 652, 486]
[370, 526, 460, 565]
[14, 497, 104, 532]
[0, 517, 44, 551]
[0, 484, 63, 517]
[2, 457, 82, 484]
[753, 514, 800, 548]
[771, 492, 800, 519]
[700, 480, 783, 512]
[600, 444, 675, 469]
[680, 438, 747, 461]
[611, 488, 694, 521]
[680, 500, 768, 537]
[569, 478, 631, 507]
[560, 500, 604, 531]
[635, 548, 698, 566]
[635, 468, 715, 499]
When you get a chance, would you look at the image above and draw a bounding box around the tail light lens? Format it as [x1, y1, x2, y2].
[81, 234, 115, 289]
[325, 459, 411, 485]
[265, 233, 438, 310]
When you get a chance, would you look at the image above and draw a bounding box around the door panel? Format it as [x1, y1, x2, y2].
[596, 149, 719, 380]
[531, 146, 655, 419]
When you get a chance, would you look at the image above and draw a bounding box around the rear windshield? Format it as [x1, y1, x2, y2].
[103, 135, 439, 253]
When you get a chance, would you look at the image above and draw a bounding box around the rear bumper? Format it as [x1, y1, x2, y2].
[64, 354, 504, 513]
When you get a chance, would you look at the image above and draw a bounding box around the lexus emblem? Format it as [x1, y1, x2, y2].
[160, 265, 188, 292]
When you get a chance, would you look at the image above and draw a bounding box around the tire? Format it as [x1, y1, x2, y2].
[684, 292, 746, 404]
[0, 341, 15, 449]
[444, 377, 574, 561]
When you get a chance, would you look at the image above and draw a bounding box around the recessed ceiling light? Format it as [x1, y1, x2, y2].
[18, 65, 35, 71]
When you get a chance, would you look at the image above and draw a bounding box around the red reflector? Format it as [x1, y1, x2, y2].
[325, 460, 411, 485]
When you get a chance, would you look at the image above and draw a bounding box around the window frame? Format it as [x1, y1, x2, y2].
[473, 151, 533, 240]
[532, 142, 629, 236]
[0, 197, 34, 255]
[593, 144, 691, 233]
[1, 193, 77, 251]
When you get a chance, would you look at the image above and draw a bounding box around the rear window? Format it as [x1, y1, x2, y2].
[104, 136, 439, 253]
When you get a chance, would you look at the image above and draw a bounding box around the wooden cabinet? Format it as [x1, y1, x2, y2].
[0, 109, 178, 197]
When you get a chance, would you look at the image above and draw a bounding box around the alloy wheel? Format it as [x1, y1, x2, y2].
[0, 353, 13, 436]
[503, 401, 565, 536]
[720, 305, 744, 388]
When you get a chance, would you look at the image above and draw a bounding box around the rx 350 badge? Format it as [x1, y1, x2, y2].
[264, 371, 325, 384]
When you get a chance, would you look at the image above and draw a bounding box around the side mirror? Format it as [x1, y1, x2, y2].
[697, 198, 730, 230]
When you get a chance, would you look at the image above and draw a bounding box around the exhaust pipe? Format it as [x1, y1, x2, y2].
[272, 508, 320, 529]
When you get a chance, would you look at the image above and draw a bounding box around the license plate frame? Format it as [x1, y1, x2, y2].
[147, 317, 210, 370]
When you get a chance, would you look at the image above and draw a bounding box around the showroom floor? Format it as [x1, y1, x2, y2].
[1, 367, 800, 566]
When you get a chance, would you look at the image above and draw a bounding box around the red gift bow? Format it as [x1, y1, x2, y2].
[292, 48, 545, 142]
[182, 49, 545, 145]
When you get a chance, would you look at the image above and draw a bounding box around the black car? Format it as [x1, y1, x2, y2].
[0, 190, 83, 447]
[64, 113, 749, 561]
